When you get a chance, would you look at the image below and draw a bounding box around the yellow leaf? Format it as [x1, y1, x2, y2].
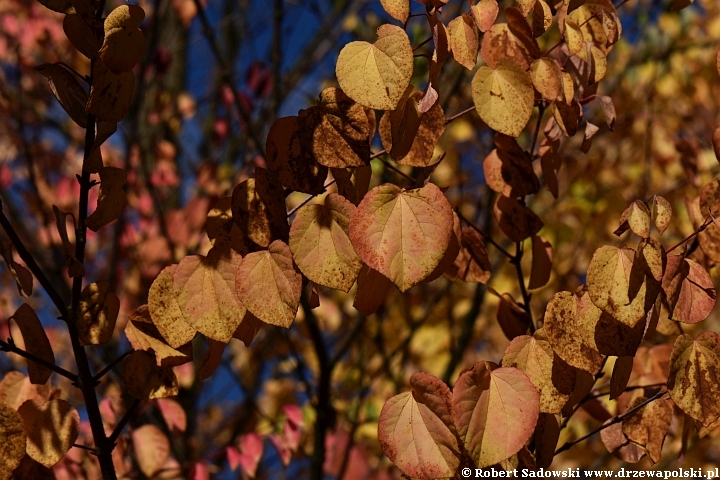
[18, 399, 79, 467]
[336, 24, 413, 110]
[472, 59, 534, 137]
[77, 281, 119, 346]
[448, 14, 479, 70]
[0, 401, 26, 479]
[289, 193, 362, 292]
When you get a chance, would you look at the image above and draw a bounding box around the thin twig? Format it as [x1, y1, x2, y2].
[73, 443, 98, 454]
[555, 389, 668, 456]
[0, 202, 68, 317]
[455, 210, 514, 259]
[667, 216, 713, 254]
[108, 398, 142, 446]
[93, 350, 133, 382]
[0, 338, 78, 382]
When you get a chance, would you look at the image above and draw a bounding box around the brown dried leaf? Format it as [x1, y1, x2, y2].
[600, 421, 645, 463]
[198, 339, 225, 379]
[349, 183, 453, 292]
[551, 99, 581, 137]
[353, 265, 393, 315]
[86, 59, 135, 123]
[534, 413, 560, 468]
[174, 249, 246, 343]
[502, 329, 577, 413]
[236, 240, 302, 328]
[35, 63, 88, 128]
[493, 195, 543, 243]
[77, 281, 119, 346]
[450, 226, 492, 284]
[622, 396, 673, 463]
[11, 305, 54, 385]
[609, 356, 633, 400]
[289, 193, 361, 292]
[266, 117, 328, 195]
[379, 91, 445, 167]
[64, 14, 104, 59]
[532, 0, 552, 38]
[481, 24, 535, 70]
[86, 166, 127, 231]
[298, 88, 371, 168]
[123, 351, 179, 400]
[18, 399, 79, 467]
[231, 168, 289, 248]
[529, 235, 553, 290]
[0, 238, 33, 297]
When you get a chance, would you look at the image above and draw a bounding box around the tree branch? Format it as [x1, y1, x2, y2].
[0, 338, 78, 382]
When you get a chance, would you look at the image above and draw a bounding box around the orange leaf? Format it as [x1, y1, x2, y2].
[349, 183, 454, 292]
[451, 362, 539, 468]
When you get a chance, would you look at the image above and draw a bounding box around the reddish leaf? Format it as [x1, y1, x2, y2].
[662, 256, 716, 325]
[132, 424, 170, 478]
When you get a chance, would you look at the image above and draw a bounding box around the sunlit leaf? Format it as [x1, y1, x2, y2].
[0, 400, 26, 479]
[668, 332, 720, 426]
[472, 60, 534, 137]
[622, 396, 673, 463]
[448, 14, 479, 70]
[148, 267, 197, 349]
[289, 193, 361, 292]
[471, 0, 498, 33]
[349, 183, 454, 292]
[174, 249, 247, 343]
[502, 329, 576, 414]
[236, 240, 302, 328]
[662, 256, 716, 325]
[380, 0, 409, 23]
[378, 372, 461, 479]
[131, 424, 170, 478]
[530, 58, 562, 102]
[336, 24, 413, 110]
[452, 362, 539, 468]
[18, 399, 79, 467]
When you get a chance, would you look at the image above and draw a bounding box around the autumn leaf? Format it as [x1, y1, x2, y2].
[52, 206, 84, 277]
[173, 248, 247, 343]
[496, 292, 532, 340]
[236, 240, 302, 328]
[600, 421, 645, 463]
[289, 193, 361, 292]
[535, 413, 559, 468]
[543, 291, 605, 374]
[76, 281, 119, 346]
[232, 168, 289, 248]
[349, 183, 454, 292]
[86, 59, 135, 123]
[18, 399, 79, 467]
[10, 304, 55, 385]
[86, 166, 127, 231]
[379, 90, 446, 167]
[132, 424, 170, 477]
[662, 256, 716, 325]
[528, 235, 553, 290]
[564, 20, 584, 56]
[551, 99, 581, 137]
[378, 372, 461, 479]
[493, 195, 543, 243]
[471, 0, 499, 33]
[530, 58, 562, 102]
[452, 362, 539, 468]
[622, 396, 673, 463]
[502, 329, 577, 414]
[35, 63, 89, 127]
[380, 0, 409, 23]
[0, 238, 33, 298]
[651, 196, 672, 235]
[100, 5, 147, 74]
[483, 134, 539, 197]
[481, 24, 535, 70]
[266, 117, 328, 195]
[448, 14, 479, 70]
[532, 0, 552, 37]
[125, 306, 193, 367]
[472, 59, 534, 137]
[609, 356, 633, 400]
[447, 226, 492, 284]
[64, 14, 104, 59]
[586, 246, 658, 327]
[668, 332, 720, 426]
[298, 88, 371, 168]
[0, 400, 26, 479]
[336, 24, 413, 110]
[123, 351, 179, 400]
[148, 266, 197, 349]
[353, 264, 394, 315]
[157, 398, 187, 434]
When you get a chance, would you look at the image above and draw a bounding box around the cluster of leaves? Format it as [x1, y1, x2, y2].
[2, 0, 720, 477]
